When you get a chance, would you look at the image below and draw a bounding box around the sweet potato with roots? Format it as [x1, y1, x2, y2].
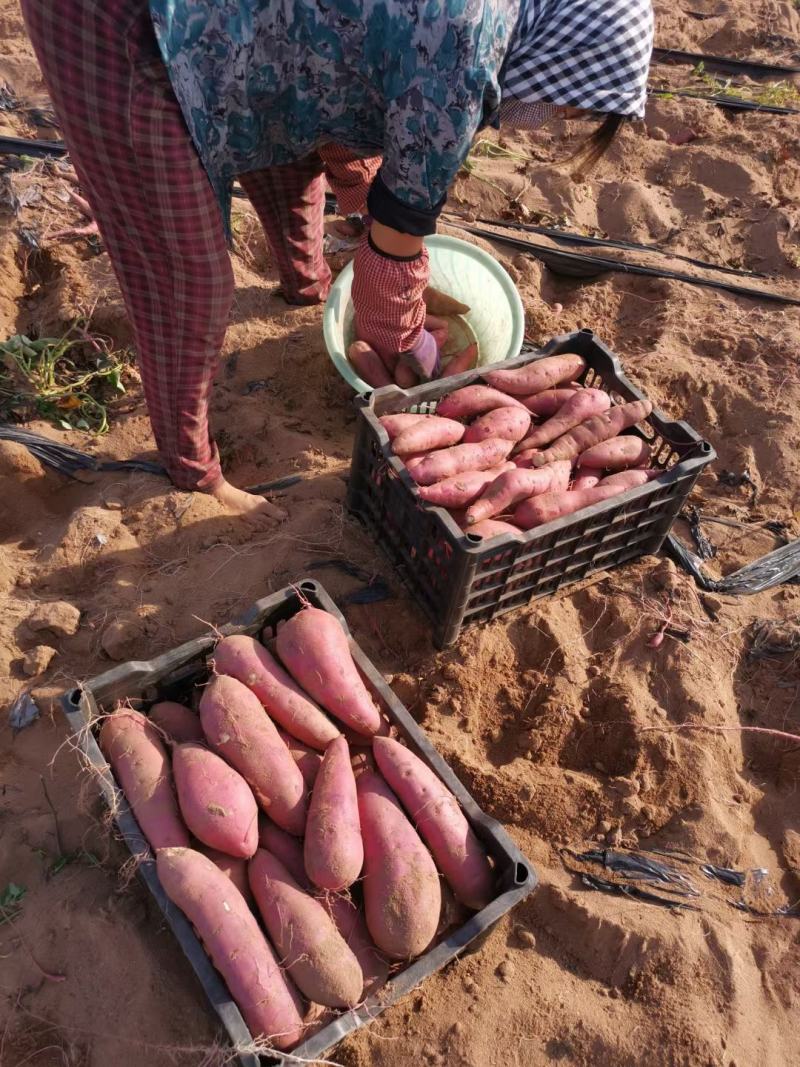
[200, 846, 252, 901]
[520, 386, 580, 417]
[577, 435, 651, 471]
[157, 847, 304, 1049]
[211, 634, 340, 751]
[406, 438, 514, 486]
[467, 519, 524, 540]
[173, 743, 258, 859]
[258, 818, 310, 889]
[516, 388, 611, 451]
[248, 848, 364, 1008]
[378, 413, 428, 441]
[484, 353, 587, 396]
[531, 399, 653, 467]
[348, 341, 393, 389]
[436, 384, 528, 419]
[275, 606, 382, 737]
[416, 462, 515, 508]
[322, 892, 389, 997]
[441, 343, 478, 378]
[148, 701, 205, 745]
[99, 709, 189, 850]
[392, 415, 465, 456]
[462, 406, 531, 445]
[513, 475, 651, 529]
[276, 728, 323, 790]
[373, 737, 494, 910]
[357, 767, 441, 959]
[199, 675, 308, 835]
[305, 736, 363, 892]
[465, 461, 571, 525]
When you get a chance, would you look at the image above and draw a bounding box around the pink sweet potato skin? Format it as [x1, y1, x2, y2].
[441, 343, 478, 378]
[199, 675, 308, 835]
[275, 607, 382, 737]
[513, 480, 640, 528]
[99, 710, 189, 850]
[572, 467, 602, 490]
[462, 406, 531, 445]
[305, 737, 363, 891]
[577, 435, 651, 470]
[211, 634, 339, 751]
[373, 737, 493, 910]
[520, 386, 579, 417]
[258, 818, 310, 889]
[468, 519, 524, 540]
[516, 388, 611, 451]
[148, 701, 205, 745]
[357, 768, 441, 960]
[416, 462, 514, 508]
[392, 416, 465, 456]
[465, 462, 569, 525]
[379, 413, 427, 441]
[248, 849, 364, 1008]
[157, 847, 304, 1048]
[200, 846, 252, 901]
[532, 399, 653, 467]
[484, 353, 587, 396]
[435, 384, 528, 419]
[406, 438, 514, 486]
[348, 341, 393, 388]
[600, 469, 659, 487]
[172, 743, 258, 859]
[322, 893, 389, 997]
[276, 728, 323, 790]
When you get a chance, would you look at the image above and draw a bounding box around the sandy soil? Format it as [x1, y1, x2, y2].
[1, 2, 800, 1065]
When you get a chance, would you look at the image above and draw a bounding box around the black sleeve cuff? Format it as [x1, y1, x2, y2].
[367, 232, 423, 263]
[367, 172, 446, 236]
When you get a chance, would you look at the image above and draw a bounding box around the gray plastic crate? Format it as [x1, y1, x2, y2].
[60, 581, 537, 1065]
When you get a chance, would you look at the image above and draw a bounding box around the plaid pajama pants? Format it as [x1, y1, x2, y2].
[21, 0, 380, 490]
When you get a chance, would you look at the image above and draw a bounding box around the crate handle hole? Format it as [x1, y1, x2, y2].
[299, 581, 318, 594]
[465, 533, 484, 545]
[67, 687, 82, 707]
[515, 862, 530, 886]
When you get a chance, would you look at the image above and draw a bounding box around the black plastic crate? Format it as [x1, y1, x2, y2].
[347, 329, 715, 647]
[60, 581, 536, 1066]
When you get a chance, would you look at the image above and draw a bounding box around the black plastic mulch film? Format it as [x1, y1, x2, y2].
[347, 330, 715, 648]
[61, 582, 536, 1067]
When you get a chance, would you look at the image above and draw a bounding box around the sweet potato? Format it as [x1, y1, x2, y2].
[467, 519, 524, 540]
[148, 701, 205, 745]
[211, 634, 339, 751]
[516, 388, 611, 451]
[572, 467, 602, 491]
[436, 384, 528, 419]
[531, 399, 653, 467]
[173, 743, 258, 859]
[406, 438, 514, 486]
[357, 767, 441, 959]
[322, 893, 389, 997]
[394, 361, 418, 388]
[157, 847, 304, 1048]
[304, 737, 363, 891]
[416, 462, 514, 508]
[423, 286, 470, 316]
[348, 341, 393, 389]
[549, 460, 572, 493]
[520, 386, 580, 417]
[373, 738, 493, 910]
[484, 353, 587, 396]
[392, 415, 465, 456]
[441, 343, 478, 378]
[200, 846, 252, 901]
[512, 448, 542, 469]
[99, 709, 189, 850]
[249, 848, 364, 1008]
[465, 461, 570, 525]
[275, 606, 382, 737]
[276, 728, 323, 789]
[577, 435, 651, 471]
[199, 675, 308, 835]
[378, 413, 427, 441]
[600, 469, 659, 487]
[463, 406, 531, 445]
[514, 480, 643, 529]
[258, 818, 310, 889]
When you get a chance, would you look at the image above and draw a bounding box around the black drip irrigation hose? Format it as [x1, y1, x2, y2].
[649, 87, 800, 115]
[652, 46, 800, 78]
[460, 224, 800, 307]
[666, 533, 800, 595]
[0, 134, 67, 158]
[472, 217, 765, 280]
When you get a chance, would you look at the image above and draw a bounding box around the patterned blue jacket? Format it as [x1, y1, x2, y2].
[148, 0, 520, 235]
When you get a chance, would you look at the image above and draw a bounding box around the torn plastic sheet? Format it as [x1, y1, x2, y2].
[666, 532, 800, 594]
[8, 691, 40, 731]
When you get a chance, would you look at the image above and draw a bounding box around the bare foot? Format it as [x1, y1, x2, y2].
[210, 479, 287, 525]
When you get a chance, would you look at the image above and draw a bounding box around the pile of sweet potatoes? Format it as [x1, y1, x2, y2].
[379, 352, 659, 540]
[99, 606, 494, 1051]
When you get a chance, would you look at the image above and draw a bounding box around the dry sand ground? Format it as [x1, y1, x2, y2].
[1, 2, 800, 1065]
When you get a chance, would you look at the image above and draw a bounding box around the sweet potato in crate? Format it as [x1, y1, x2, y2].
[59, 581, 536, 1066]
[347, 329, 715, 647]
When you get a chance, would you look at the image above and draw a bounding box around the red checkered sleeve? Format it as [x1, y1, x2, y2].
[351, 236, 429, 362]
[318, 142, 382, 218]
